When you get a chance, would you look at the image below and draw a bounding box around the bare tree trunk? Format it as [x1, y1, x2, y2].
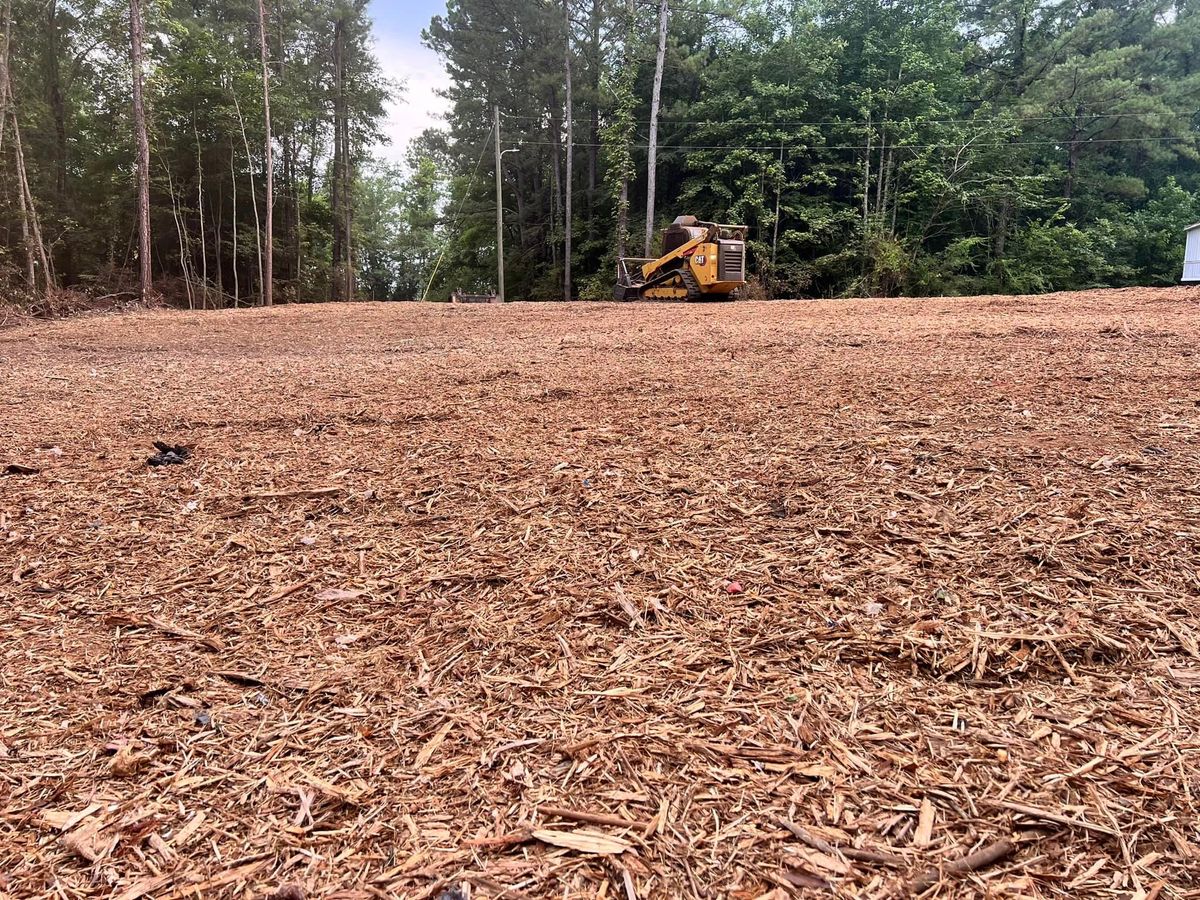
[586, 0, 599, 235]
[9, 80, 51, 295]
[293, 132, 302, 284]
[275, 0, 293, 288]
[878, 148, 890, 229]
[0, 0, 9, 160]
[0, 0, 26, 290]
[256, 0, 273, 306]
[45, 0, 66, 202]
[994, 198, 1010, 262]
[163, 163, 195, 309]
[562, 0, 572, 301]
[230, 140, 239, 305]
[515, 165, 527, 248]
[129, 0, 151, 301]
[862, 114, 871, 228]
[279, 132, 292, 283]
[771, 142, 783, 271]
[874, 72, 894, 232]
[331, 18, 349, 300]
[14, 158, 33, 287]
[549, 95, 560, 267]
[212, 184, 223, 306]
[45, 0, 71, 283]
[231, 85, 263, 305]
[194, 117, 208, 307]
[330, 74, 342, 298]
[333, 17, 353, 302]
[643, 0, 668, 257]
[11, 127, 34, 286]
[884, 148, 897, 234]
[341, 95, 352, 300]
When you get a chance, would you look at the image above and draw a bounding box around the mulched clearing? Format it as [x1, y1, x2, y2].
[1, 288, 1199, 899]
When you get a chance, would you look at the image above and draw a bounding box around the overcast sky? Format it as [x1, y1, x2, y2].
[371, 0, 451, 166]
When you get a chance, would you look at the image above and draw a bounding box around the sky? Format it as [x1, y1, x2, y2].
[370, 0, 452, 166]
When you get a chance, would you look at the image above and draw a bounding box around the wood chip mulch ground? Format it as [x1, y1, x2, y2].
[1, 288, 1198, 899]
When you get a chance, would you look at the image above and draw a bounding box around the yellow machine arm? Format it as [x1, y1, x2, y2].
[640, 231, 708, 281]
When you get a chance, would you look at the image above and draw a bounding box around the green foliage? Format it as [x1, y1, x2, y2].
[4, 0, 1200, 303]
[2, 0, 402, 304]
[1130, 177, 1200, 284]
[425, 0, 1200, 299]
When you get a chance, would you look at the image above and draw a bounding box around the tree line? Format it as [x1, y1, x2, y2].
[2, 0, 1199, 308]
[0, 0, 444, 310]
[425, 0, 1200, 300]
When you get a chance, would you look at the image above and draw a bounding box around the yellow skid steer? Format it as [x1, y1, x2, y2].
[614, 216, 748, 301]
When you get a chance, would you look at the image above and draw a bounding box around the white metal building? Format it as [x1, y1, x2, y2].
[1183, 222, 1200, 282]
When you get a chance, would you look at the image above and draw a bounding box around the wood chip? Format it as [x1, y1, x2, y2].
[414, 720, 455, 769]
[531, 828, 631, 855]
[914, 797, 935, 847]
[3, 295, 1197, 897]
[785, 847, 851, 876]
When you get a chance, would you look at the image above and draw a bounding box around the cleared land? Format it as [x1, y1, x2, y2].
[1, 289, 1199, 899]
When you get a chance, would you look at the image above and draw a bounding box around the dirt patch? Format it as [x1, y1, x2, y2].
[1, 290, 1198, 897]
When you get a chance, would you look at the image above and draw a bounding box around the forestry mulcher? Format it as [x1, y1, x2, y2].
[614, 216, 748, 301]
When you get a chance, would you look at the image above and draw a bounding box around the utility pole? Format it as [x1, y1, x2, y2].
[494, 104, 505, 303]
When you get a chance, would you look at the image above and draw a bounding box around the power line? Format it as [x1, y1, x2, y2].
[421, 132, 493, 301]
[502, 110, 1196, 128]
[508, 135, 1197, 152]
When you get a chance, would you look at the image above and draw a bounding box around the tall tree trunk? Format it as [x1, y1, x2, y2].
[563, 0, 572, 301]
[861, 114, 871, 228]
[163, 164, 194, 309]
[280, 132, 293, 283]
[0, 0, 10, 160]
[886, 149, 898, 234]
[0, 0, 25, 289]
[1013, 4, 1029, 89]
[771, 142, 783, 273]
[341, 87, 352, 300]
[230, 139, 240, 305]
[331, 17, 349, 300]
[9, 85, 51, 295]
[129, 0, 151, 301]
[643, 0, 668, 257]
[257, 0, 273, 307]
[874, 129, 886, 227]
[330, 111, 341, 300]
[515, 164, 527, 248]
[14, 151, 34, 288]
[274, 0, 294, 287]
[194, 117, 208, 307]
[994, 198, 1011, 262]
[46, 0, 70, 281]
[212, 183, 223, 306]
[293, 132, 302, 284]
[549, 94, 561, 267]
[231, 86, 263, 304]
[45, 0, 66, 200]
[16, 174, 35, 286]
[586, 0, 600, 235]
